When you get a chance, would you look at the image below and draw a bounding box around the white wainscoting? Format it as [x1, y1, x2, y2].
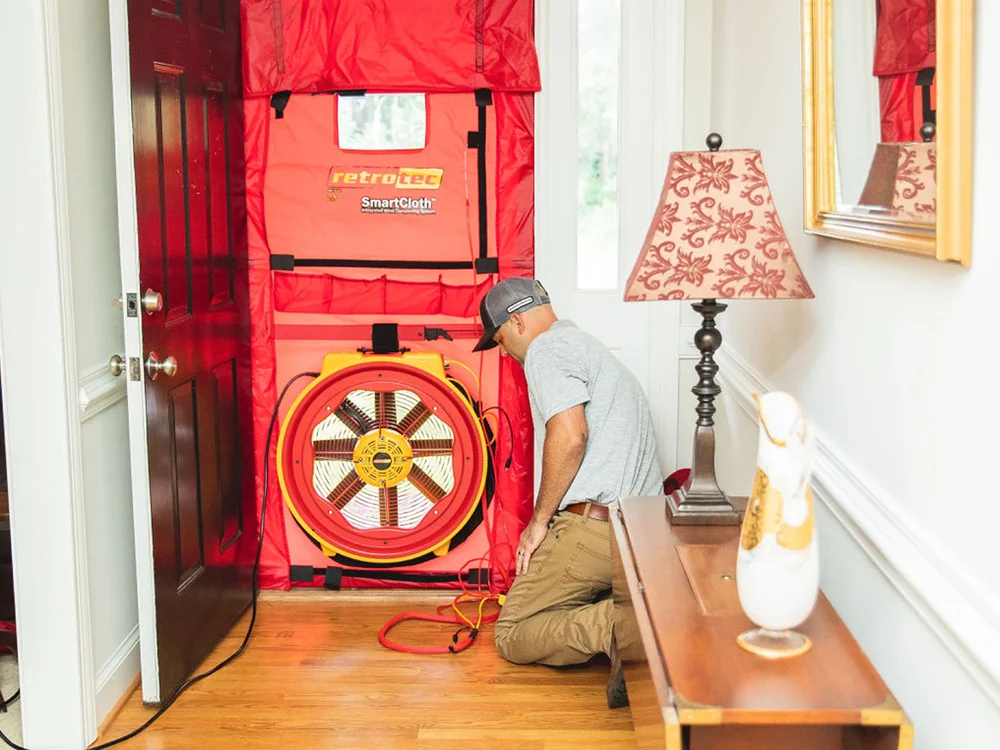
[716, 343, 1000, 709]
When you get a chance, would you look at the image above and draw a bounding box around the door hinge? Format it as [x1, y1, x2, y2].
[129, 357, 142, 381]
[126, 292, 138, 318]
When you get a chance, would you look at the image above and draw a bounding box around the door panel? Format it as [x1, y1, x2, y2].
[119, 0, 253, 703]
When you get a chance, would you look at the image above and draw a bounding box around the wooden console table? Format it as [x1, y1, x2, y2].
[610, 496, 912, 750]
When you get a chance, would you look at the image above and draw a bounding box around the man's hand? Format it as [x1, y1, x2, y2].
[515, 518, 549, 576]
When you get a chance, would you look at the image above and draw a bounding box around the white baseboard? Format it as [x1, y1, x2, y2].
[79, 365, 126, 422]
[716, 342, 1000, 709]
[94, 625, 140, 724]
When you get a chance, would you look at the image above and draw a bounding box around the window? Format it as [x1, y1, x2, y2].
[337, 94, 427, 151]
[576, 0, 621, 290]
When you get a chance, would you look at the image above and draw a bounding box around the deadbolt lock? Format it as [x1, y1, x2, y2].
[141, 289, 163, 315]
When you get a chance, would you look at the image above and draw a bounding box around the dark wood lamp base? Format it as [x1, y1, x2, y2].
[669, 299, 742, 526]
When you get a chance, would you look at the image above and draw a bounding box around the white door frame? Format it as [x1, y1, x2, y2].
[0, 0, 97, 747]
[534, 0, 687, 474]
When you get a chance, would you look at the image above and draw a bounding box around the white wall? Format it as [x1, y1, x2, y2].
[705, 1, 1000, 748]
[58, 0, 139, 727]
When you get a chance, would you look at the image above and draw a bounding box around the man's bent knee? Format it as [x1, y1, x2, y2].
[494, 621, 531, 665]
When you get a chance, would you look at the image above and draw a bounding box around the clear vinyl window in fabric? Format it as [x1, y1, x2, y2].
[337, 94, 428, 151]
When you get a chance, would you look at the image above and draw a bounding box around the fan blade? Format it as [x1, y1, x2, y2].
[409, 439, 454, 457]
[375, 391, 398, 430]
[335, 398, 375, 437]
[327, 470, 366, 509]
[398, 401, 433, 437]
[313, 437, 358, 461]
[408, 465, 448, 503]
[379, 486, 399, 527]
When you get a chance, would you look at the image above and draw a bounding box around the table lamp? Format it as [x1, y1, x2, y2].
[624, 134, 813, 525]
[856, 123, 936, 222]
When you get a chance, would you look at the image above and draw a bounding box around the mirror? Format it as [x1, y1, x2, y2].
[802, 0, 973, 265]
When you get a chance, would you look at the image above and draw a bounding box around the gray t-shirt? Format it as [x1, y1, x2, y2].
[524, 320, 663, 508]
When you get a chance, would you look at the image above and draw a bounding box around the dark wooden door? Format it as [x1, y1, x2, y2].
[128, 0, 254, 702]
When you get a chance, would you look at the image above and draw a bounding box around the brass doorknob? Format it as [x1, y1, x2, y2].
[145, 352, 177, 380]
[141, 289, 163, 315]
[108, 354, 126, 377]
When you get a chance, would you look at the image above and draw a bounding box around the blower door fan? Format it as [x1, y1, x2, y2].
[277, 353, 488, 564]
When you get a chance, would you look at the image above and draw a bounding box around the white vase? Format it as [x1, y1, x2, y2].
[736, 391, 819, 658]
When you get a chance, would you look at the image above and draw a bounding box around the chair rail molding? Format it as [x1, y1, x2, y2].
[79, 365, 126, 422]
[716, 343, 1000, 709]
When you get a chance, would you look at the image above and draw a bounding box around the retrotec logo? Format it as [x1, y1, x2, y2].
[327, 166, 442, 215]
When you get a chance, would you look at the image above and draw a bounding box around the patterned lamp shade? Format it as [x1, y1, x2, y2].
[624, 146, 813, 301]
[857, 141, 936, 222]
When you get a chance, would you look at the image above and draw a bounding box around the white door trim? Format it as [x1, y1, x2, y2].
[642, 0, 686, 475]
[533, 0, 686, 474]
[107, 0, 161, 704]
[0, 0, 97, 745]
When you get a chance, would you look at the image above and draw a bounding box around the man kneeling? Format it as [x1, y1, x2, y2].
[471, 278, 663, 707]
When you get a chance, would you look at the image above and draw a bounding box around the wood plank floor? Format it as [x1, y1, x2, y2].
[98, 591, 636, 749]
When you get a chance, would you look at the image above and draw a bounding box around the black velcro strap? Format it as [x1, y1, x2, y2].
[310, 89, 366, 97]
[290, 565, 314, 583]
[465, 568, 490, 585]
[270, 254, 295, 271]
[475, 88, 493, 107]
[270, 90, 292, 119]
[475, 257, 499, 275]
[323, 567, 343, 590]
[467, 131, 483, 149]
[372, 324, 400, 355]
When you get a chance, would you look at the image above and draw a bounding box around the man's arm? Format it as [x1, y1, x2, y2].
[533, 405, 588, 524]
[515, 405, 588, 575]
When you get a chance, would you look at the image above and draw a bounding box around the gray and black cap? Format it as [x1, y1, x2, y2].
[472, 278, 551, 352]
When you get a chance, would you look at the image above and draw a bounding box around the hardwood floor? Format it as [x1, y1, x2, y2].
[98, 591, 636, 749]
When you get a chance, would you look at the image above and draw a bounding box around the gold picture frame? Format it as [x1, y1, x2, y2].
[802, 0, 974, 265]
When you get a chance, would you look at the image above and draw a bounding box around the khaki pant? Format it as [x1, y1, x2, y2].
[494, 508, 613, 666]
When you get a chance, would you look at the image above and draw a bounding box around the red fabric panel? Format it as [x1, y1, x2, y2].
[494, 93, 536, 582]
[244, 97, 291, 590]
[273, 272, 491, 316]
[878, 72, 917, 142]
[878, 71, 935, 143]
[873, 0, 935, 76]
[246, 85, 537, 592]
[263, 93, 495, 267]
[242, 0, 541, 96]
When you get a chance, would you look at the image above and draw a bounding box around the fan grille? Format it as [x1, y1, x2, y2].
[311, 389, 456, 530]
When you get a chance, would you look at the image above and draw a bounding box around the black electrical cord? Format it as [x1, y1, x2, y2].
[0, 371, 318, 750]
[482, 406, 514, 468]
[0, 691, 18, 711]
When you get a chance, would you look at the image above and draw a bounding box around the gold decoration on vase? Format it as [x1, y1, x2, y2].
[740, 469, 815, 553]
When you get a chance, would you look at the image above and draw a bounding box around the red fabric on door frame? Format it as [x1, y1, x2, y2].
[242, 0, 541, 96]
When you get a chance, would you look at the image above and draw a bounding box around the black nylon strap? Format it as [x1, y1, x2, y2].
[269, 255, 477, 271]
[294, 566, 490, 585]
[916, 67, 936, 125]
[472, 89, 492, 265]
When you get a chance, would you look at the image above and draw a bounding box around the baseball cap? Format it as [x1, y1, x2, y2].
[472, 278, 551, 352]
